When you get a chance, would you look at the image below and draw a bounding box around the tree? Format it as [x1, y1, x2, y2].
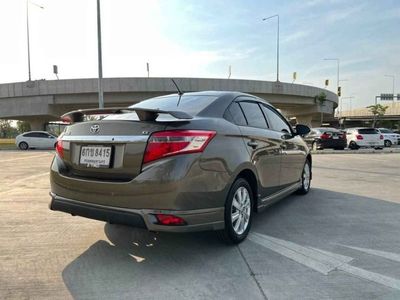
[16, 121, 31, 134]
[314, 92, 327, 125]
[367, 104, 388, 127]
[0, 120, 12, 138]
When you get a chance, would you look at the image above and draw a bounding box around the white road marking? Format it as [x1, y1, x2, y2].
[340, 244, 400, 263]
[0, 153, 53, 163]
[249, 232, 400, 290]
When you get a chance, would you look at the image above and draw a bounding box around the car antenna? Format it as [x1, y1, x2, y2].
[170, 78, 184, 106]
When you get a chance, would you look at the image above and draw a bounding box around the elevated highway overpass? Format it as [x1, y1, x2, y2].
[0, 77, 338, 130]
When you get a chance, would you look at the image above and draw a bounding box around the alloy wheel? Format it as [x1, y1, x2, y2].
[231, 186, 251, 235]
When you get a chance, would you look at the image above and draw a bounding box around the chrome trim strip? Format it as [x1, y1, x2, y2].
[61, 135, 149, 143]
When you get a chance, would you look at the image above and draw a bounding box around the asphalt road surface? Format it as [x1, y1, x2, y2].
[1, 150, 399, 299]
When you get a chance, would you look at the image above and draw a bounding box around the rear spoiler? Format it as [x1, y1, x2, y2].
[61, 107, 193, 123]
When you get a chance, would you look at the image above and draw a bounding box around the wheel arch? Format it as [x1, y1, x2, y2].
[234, 168, 259, 213]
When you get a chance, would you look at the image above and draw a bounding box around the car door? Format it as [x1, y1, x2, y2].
[25, 132, 39, 147]
[235, 100, 283, 197]
[43, 133, 56, 148]
[261, 104, 306, 187]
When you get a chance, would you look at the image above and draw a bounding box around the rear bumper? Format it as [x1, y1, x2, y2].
[354, 140, 384, 147]
[49, 192, 224, 232]
[316, 139, 347, 149]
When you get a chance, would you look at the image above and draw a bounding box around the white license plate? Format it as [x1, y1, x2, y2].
[80, 146, 112, 168]
[332, 136, 339, 139]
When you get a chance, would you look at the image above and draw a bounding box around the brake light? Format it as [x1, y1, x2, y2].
[154, 214, 186, 226]
[380, 134, 384, 140]
[55, 139, 70, 159]
[143, 130, 216, 164]
[56, 140, 64, 158]
[356, 134, 363, 140]
[320, 133, 331, 139]
[341, 133, 346, 139]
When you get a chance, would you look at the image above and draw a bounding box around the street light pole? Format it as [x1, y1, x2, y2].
[97, 0, 104, 109]
[384, 75, 395, 101]
[26, 0, 43, 82]
[262, 14, 280, 82]
[323, 58, 340, 93]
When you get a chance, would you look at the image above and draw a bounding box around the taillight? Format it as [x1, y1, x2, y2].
[154, 214, 186, 226]
[143, 130, 216, 164]
[341, 133, 346, 139]
[380, 135, 384, 140]
[55, 140, 64, 158]
[55, 140, 70, 159]
[356, 134, 363, 140]
[320, 133, 330, 139]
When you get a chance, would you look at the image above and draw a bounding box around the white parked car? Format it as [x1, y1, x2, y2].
[377, 128, 400, 147]
[345, 128, 384, 150]
[15, 131, 58, 150]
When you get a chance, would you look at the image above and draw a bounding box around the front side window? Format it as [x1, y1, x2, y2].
[261, 105, 291, 133]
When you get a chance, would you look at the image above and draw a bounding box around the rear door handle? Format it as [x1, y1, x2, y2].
[247, 141, 258, 149]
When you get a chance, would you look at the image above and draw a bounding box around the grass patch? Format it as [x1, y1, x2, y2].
[0, 139, 16, 150]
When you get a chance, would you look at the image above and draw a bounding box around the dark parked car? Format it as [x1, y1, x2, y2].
[304, 127, 347, 150]
[49, 91, 312, 243]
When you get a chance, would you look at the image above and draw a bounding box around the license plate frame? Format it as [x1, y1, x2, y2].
[79, 145, 112, 168]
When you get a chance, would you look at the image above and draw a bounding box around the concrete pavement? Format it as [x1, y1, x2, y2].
[0, 151, 399, 299]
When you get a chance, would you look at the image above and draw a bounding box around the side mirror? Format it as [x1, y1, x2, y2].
[295, 124, 311, 136]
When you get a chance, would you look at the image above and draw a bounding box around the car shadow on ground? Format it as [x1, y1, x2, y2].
[61, 188, 400, 299]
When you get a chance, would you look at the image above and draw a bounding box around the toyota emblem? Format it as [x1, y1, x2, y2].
[90, 124, 100, 133]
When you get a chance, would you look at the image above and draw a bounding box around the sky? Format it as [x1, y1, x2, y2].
[0, 0, 399, 109]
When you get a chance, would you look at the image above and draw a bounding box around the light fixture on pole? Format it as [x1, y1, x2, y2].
[384, 75, 395, 101]
[146, 62, 150, 78]
[262, 14, 280, 82]
[97, 0, 104, 109]
[26, 0, 44, 82]
[228, 65, 232, 79]
[53, 65, 59, 80]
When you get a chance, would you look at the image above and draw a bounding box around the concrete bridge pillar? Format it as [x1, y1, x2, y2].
[295, 115, 313, 127]
[29, 119, 46, 131]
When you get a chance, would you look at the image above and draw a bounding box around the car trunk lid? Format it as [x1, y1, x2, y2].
[58, 120, 166, 181]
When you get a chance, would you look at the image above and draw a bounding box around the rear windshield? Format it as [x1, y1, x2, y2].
[358, 128, 379, 134]
[131, 95, 218, 115]
[315, 128, 340, 133]
[379, 129, 392, 133]
[104, 94, 218, 121]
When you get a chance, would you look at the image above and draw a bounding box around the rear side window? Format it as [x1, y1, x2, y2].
[239, 102, 268, 129]
[24, 132, 45, 138]
[224, 102, 247, 126]
[261, 105, 291, 133]
[358, 128, 379, 134]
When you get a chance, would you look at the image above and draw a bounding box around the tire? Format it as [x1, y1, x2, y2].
[218, 178, 254, 244]
[384, 140, 392, 147]
[297, 160, 311, 195]
[374, 147, 383, 150]
[19, 142, 29, 150]
[349, 141, 359, 150]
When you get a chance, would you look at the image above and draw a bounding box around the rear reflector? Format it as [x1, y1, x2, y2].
[154, 214, 186, 226]
[143, 130, 216, 164]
